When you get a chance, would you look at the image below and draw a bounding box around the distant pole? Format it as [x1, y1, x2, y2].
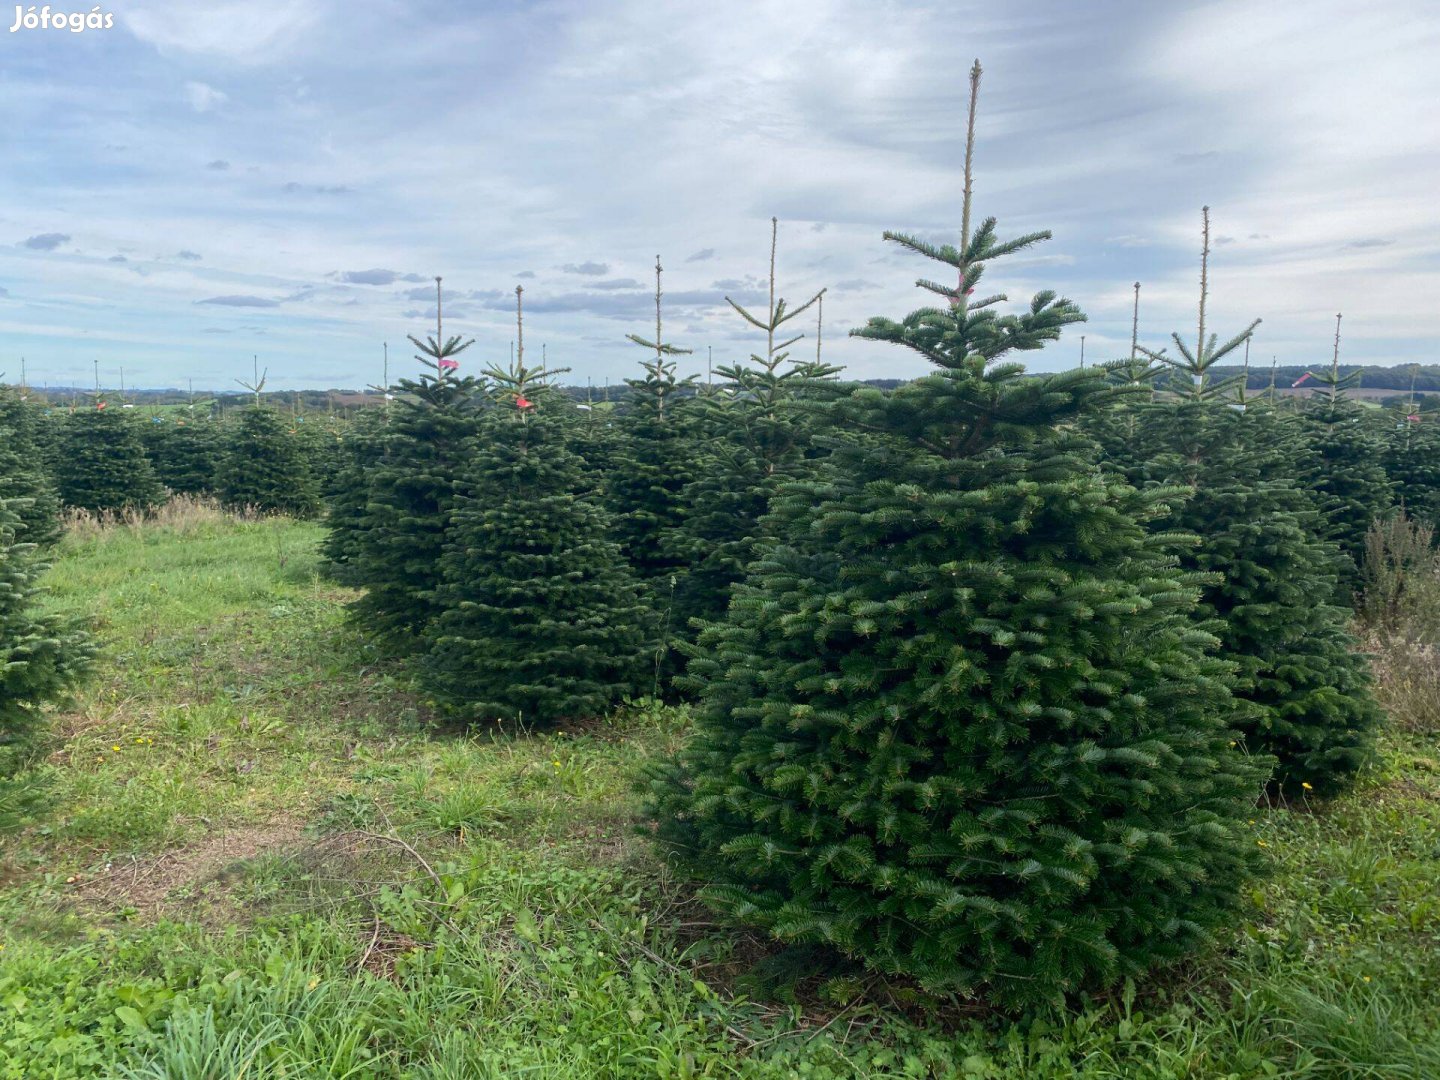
[1079, 335, 1085, 369]
[93, 357, 99, 393]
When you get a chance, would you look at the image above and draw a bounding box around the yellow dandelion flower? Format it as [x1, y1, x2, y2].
[1363, 976, 1371, 983]
[111, 745, 120, 752]
[1302, 782, 1313, 791]
[1257, 839, 1268, 848]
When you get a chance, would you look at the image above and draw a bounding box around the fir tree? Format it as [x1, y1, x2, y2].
[1108, 401, 1379, 793]
[0, 498, 94, 828]
[423, 348, 653, 723]
[342, 279, 484, 651]
[1103, 231, 1378, 791]
[53, 404, 164, 514]
[0, 390, 62, 546]
[216, 406, 321, 516]
[607, 259, 701, 593]
[141, 417, 221, 497]
[646, 62, 1262, 1006]
[670, 220, 839, 633]
[320, 408, 393, 585]
[1298, 315, 1394, 579]
[1381, 386, 1440, 529]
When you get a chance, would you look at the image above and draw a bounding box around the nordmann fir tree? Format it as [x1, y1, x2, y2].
[140, 415, 221, 497]
[340, 279, 485, 652]
[217, 409, 321, 516]
[1382, 375, 1440, 528]
[54, 401, 164, 515]
[669, 219, 840, 635]
[646, 62, 1263, 1007]
[1298, 314, 1395, 582]
[423, 330, 653, 725]
[1101, 214, 1380, 794]
[0, 388, 62, 546]
[1, 498, 94, 829]
[321, 405, 393, 586]
[607, 258, 700, 591]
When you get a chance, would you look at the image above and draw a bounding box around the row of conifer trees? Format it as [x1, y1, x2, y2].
[5, 60, 1439, 1007]
[316, 66, 1438, 1005]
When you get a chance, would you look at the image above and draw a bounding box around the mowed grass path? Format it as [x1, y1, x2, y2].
[0, 513, 1437, 1077]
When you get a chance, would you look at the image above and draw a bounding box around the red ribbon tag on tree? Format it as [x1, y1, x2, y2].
[516, 396, 534, 409]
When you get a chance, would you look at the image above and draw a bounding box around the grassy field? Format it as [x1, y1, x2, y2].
[1, 511, 1438, 1078]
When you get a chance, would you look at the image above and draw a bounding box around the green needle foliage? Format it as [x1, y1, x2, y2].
[607, 259, 700, 593]
[0, 498, 94, 829]
[321, 408, 393, 586]
[340, 291, 484, 652]
[1384, 413, 1440, 529]
[53, 406, 164, 515]
[1097, 399, 1380, 794]
[140, 417, 221, 497]
[670, 219, 840, 634]
[423, 361, 652, 725]
[0, 390, 62, 546]
[216, 407, 321, 516]
[647, 63, 1263, 1007]
[1298, 315, 1395, 579]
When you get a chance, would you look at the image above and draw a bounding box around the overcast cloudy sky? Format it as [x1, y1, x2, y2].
[1, 0, 1436, 390]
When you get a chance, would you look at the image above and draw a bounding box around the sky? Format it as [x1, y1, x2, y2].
[1, 0, 1437, 392]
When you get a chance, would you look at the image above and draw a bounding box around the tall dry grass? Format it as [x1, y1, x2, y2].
[62, 494, 267, 541]
[1360, 513, 1440, 734]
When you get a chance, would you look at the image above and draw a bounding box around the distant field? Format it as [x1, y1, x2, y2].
[0, 514, 1437, 1077]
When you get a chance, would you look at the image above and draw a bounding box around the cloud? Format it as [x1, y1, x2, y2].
[0, 286, 8, 298]
[1347, 238, 1394, 249]
[833, 278, 880, 291]
[685, 248, 716, 262]
[196, 295, 281, 308]
[22, 233, 69, 251]
[590, 278, 643, 290]
[1173, 151, 1220, 164]
[399, 273, 428, 283]
[340, 268, 403, 286]
[561, 261, 609, 275]
[516, 270, 536, 279]
[206, 160, 230, 171]
[402, 307, 468, 320]
[124, 1, 324, 63]
[108, 255, 128, 263]
[284, 182, 351, 195]
[202, 327, 232, 334]
[176, 250, 203, 260]
[183, 81, 228, 113]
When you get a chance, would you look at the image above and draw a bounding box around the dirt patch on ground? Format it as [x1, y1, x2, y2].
[71, 821, 306, 919]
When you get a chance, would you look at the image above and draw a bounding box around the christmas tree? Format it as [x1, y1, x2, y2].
[320, 407, 393, 585]
[53, 404, 164, 515]
[646, 63, 1262, 1006]
[670, 220, 840, 633]
[0, 498, 94, 827]
[1298, 315, 1395, 579]
[607, 259, 701, 593]
[141, 416, 221, 497]
[1381, 380, 1440, 528]
[341, 280, 485, 652]
[216, 406, 321, 516]
[0, 389, 62, 546]
[1103, 227, 1378, 793]
[423, 352, 653, 724]
[1112, 401, 1380, 793]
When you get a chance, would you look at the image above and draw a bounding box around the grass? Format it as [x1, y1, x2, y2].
[1, 511, 1438, 1077]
